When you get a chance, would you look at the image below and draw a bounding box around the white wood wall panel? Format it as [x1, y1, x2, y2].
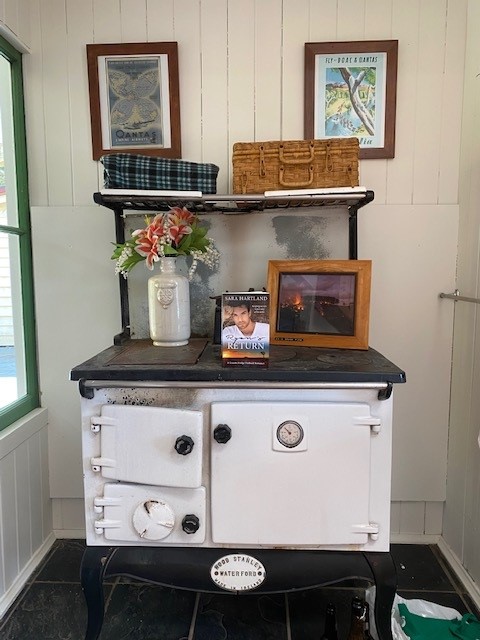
[464, 304, 480, 578]
[200, 0, 228, 189]
[444, 0, 480, 578]
[23, 0, 48, 206]
[3, 0, 18, 41]
[146, 0, 174, 42]
[399, 501, 426, 535]
[360, 0, 393, 204]
[40, 428, 52, 540]
[390, 501, 401, 534]
[0, 0, 32, 49]
[0, 453, 18, 590]
[175, 0, 202, 161]
[120, 0, 147, 42]
[227, 1, 255, 147]
[337, 0, 366, 41]
[0, 413, 52, 614]
[308, 0, 338, 40]
[386, 0, 419, 204]
[253, 0, 282, 143]
[15, 440, 31, 572]
[358, 203, 458, 500]
[438, 0, 467, 204]
[425, 502, 444, 536]
[412, 1, 447, 204]
[16, 0, 30, 48]
[31, 205, 120, 497]
[93, 0, 122, 43]
[365, 0, 393, 39]
[40, 0, 73, 206]
[28, 432, 43, 553]
[281, 0, 309, 139]
[459, 1, 480, 583]
[391, 502, 443, 539]
[66, 0, 97, 207]
[444, 307, 474, 555]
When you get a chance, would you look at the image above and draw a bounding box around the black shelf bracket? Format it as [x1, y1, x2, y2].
[79, 379, 95, 399]
[378, 383, 393, 401]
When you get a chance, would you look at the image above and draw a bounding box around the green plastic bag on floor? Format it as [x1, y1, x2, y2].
[399, 603, 480, 639]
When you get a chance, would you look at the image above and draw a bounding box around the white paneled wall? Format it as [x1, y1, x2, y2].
[0, 0, 31, 52]
[390, 502, 444, 540]
[0, 410, 54, 618]
[443, 0, 480, 591]
[0, 0, 55, 620]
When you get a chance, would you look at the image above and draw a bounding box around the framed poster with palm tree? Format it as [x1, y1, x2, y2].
[304, 40, 398, 159]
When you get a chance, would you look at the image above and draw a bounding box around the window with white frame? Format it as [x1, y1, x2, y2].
[0, 34, 39, 429]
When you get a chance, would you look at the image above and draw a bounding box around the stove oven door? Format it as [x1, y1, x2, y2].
[90, 404, 203, 488]
[210, 401, 379, 546]
[93, 482, 206, 543]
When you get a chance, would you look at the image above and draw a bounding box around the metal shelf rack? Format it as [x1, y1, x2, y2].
[94, 187, 375, 343]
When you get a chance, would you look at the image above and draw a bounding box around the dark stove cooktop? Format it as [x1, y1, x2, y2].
[70, 339, 406, 385]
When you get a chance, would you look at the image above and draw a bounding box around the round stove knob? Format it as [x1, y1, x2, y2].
[214, 424, 232, 443]
[175, 435, 194, 455]
[182, 514, 200, 534]
[132, 499, 175, 541]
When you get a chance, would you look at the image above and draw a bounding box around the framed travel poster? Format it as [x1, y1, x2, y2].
[304, 40, 398, 159]
[86, 42, 181, 160]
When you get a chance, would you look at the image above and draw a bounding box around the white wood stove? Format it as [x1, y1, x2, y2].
[71, 339, 405, 640]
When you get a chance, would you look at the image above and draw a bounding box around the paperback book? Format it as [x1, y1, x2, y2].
[221, 292, 270, 368]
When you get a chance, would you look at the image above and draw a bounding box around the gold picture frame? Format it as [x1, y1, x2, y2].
[267, 260, 372, 349]
[86, 42, 181, 160]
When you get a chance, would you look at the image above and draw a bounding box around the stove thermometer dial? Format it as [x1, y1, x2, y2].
[276, 420, 304, 448]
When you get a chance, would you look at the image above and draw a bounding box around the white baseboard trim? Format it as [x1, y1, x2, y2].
[390, 533, 440, 545]
[53, 528, 86, 539]
[437, 537, 480, 611]
[0, 532, 56, 620]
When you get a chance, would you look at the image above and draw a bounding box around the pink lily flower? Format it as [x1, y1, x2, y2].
[169, 223, 192, 246]
[168, 207, 196, 227]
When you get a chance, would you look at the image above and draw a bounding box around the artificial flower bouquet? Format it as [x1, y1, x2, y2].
[112, 206, 219, 279]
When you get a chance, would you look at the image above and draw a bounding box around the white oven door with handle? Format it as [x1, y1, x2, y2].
[90, 404, 203, 488]
[210, 402, 379, 546]
[93, 482, 206, 543]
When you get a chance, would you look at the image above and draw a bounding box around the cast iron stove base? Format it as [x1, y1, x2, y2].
[80, 546, 396, 640]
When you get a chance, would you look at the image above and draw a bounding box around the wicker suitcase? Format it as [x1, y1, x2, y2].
[232, 138, 359, 194]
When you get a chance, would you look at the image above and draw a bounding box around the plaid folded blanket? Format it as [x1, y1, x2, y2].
[100, 153, 220, 193]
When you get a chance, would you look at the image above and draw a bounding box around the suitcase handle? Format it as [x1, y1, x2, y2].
[278, 141, 315, 165]
[279, 164, 314, 187]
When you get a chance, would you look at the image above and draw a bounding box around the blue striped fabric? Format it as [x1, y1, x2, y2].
[101, 153, 219, 193]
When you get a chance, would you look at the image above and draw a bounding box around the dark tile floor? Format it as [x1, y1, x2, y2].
[0, 541, 478, 639]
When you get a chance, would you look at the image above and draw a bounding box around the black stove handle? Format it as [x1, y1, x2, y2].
[182, 514, 200, 534]
[174, 435, 194, 455]
[213, 424, 232, 444]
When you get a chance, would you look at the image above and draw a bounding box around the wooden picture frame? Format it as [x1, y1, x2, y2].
[304, 40, 398, 159]
[86, 42, 181, 160]
[267, 260, 371, 349]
